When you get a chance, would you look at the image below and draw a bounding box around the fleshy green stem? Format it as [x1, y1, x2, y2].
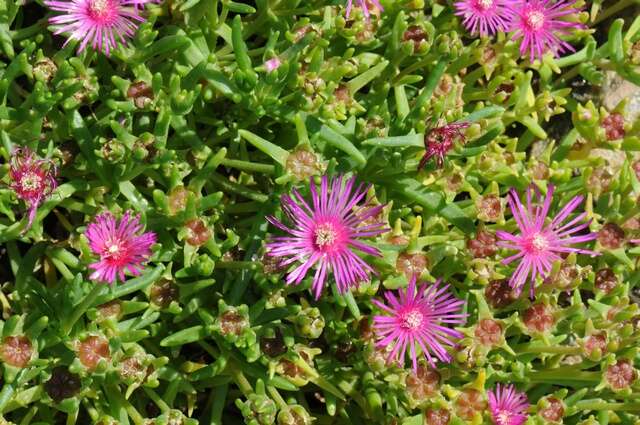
[62, 284, 106, 334]
[575, 399, 640, 412]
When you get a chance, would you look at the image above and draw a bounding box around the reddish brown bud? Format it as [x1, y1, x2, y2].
[0, 336, 32, 368]
[280, 359, 303, 378]
[406, 366, 440, 400]
[97, 300, 122, 320]
[185, 219, 211, 246]
[606, 359, 636, 390]
[539, 397, 564, 423]
[584, 333, 607, 357]
[485, 279, 516, 309]
[150, 279, 179, 308]
[396, 252, 428, 278]
[126, 81, 154, 108]
[260, 332, 287, 358]
[387, 234, 410, 246]
[78, 336, 110, 370]
[403, 25, 427, 52]
[467, 229, 497, 258]
[167, 186, 189, 216]
[595, 268, 617, 293]
[475, 195, 502, 222]
[602, 113, 625, 141]
[523, 304, 554, 333]
[598, 223, 625, 249]
[474, 319, 502, 346]
[424, 408, 450, 425]
[219, 311, 247, 336]
[455, 389, 486, 421]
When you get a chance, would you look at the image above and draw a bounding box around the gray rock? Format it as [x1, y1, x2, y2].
[602, 71, 640, 120]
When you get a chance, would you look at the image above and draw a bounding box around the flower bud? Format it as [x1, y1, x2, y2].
[406, 366, 440, 405]
[277, 405, 312, 425]
[601, 113, 625, 141]
[127, 81, 154, 108]
[538, 396, 564, 423]
[475, 195, 502, 222]
[167, 186, 190, 216]
[77, 335, 110, 371]
[424, 408, 450, 425]
[236, 394, 277, 425]
[474, 319, 502, 346]
[150, 279, 179, 308]
[293, 306, 325, 339]
[455, 389, 486, 421]
[606, 359, 636, 390]
[0, 336, 33, 368]
[285, 147, 324, 181]
[396, 252, 428, 278]
[34, 57, 58, 83]
[598, 223, 625, 249]
[594, 268, 618, 294]
[185, 219, 211, 246]
[523, 304, 555, 333]
[467, 229, 497, 258]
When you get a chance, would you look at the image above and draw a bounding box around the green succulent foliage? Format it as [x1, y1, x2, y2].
[0, 0, 639, 424]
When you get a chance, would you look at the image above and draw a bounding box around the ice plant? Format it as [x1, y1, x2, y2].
[44, 0, 148, 55]
[9, 147, 58, 231]
[496, 185, 598, 297]
[372, 276, 467, 371]
[454, 0, 514, 36]
[346, 0, 383, 20]
[85, 211, 156, 284]
[418, 121, 470, 170]
[264, 58, 281, 73]
[265, 175, 387, 299]
[488, 384, 529, 425]
[508, 0, 583, 62]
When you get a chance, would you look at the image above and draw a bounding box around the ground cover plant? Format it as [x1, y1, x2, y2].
[1, 0, 640, 423]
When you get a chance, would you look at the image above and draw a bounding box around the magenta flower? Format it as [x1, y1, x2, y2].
[44, 0, 149, 55]
[496, 185, 599, 298]
[264, 57, 281, 73]
[346, 0, 383, 20]
[488, 384, 529, 425]
[418, 121, 470, 170]
[9, 147, 58, 231]
[509, 0, 583, 62]
[372, 276, 467, 371]
[454, 0, 514, 36]
[86, 211, 156, 284]
[266, 175, 387, 299]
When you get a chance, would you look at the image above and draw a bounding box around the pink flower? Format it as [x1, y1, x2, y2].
[454, 0, 514, 36]
[44, 0, 149, 55]
[264, 58, 281, 73]
[372, 276, 467, 371]
[86, 211, 156, 284]
[266, 175, 387, 299]
[496, 185, 598, 298]
[9, 147, 58, 231]
[418, 121, 470, 170]
[488, 384, 529, 425]
[508, 0, 583, 62]
[346, 0, 383, 20]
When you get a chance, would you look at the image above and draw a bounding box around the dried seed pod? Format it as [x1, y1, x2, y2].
[606, 359, 636, 390]
[185, 219, 211, 246]
[601, 113, 625, 141]
[475, 195, 502, 222]
[598, 223, 625, 249]
[45, 367, 81, 402]
[594, 268, 617, 294]
[396, 252, 428, 278]
[149, 279, 179, 308]
[126, 81, 154, 108]
[538, 397, 564, 423]
[455, 389, 486, 421]
[484, 279, 516, 309]
[406, 366, 440, 401]
[424, 408, 450, 425]
[467, 229, 498, 258]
